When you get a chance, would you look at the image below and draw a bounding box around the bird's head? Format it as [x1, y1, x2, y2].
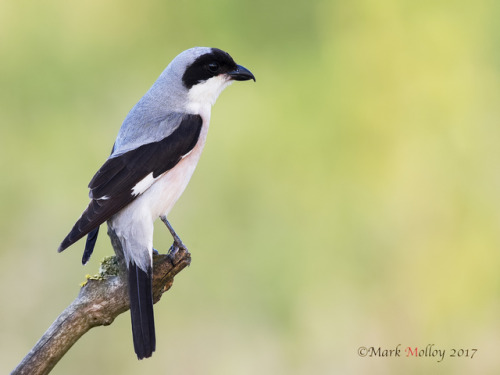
[159, 47, 255, 113]
[181, 47, 255, 87]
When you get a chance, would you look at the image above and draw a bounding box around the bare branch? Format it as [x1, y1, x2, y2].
[11, 227, 190, 375]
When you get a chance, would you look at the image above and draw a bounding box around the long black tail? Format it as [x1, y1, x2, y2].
[128, 263, 156, 359]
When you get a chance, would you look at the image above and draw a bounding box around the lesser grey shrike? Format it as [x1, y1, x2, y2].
[58, 47, 255, 359]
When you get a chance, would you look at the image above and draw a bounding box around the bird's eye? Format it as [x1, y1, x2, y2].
[207, 62, 220, 73]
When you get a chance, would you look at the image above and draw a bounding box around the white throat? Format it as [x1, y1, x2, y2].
[186, 75, 233, 115]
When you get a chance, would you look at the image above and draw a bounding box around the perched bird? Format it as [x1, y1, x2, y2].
[58, 47, 255, 359]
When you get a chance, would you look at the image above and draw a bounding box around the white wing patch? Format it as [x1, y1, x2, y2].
[181, 149, 193, 159]
[132, 172, 158, 196]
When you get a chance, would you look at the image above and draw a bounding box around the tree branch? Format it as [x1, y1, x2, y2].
[11, 227, 191, 375]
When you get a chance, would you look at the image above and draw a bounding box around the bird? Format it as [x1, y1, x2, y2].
[57, 47, 255, 359]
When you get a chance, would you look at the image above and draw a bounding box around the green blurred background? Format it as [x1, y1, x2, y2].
[2, 0, 500, 374]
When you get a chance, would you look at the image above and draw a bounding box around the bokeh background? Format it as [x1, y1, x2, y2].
[2, 0, 500, 374]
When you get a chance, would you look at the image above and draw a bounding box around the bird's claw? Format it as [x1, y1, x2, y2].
[167, 240, 187, 264]
[161, 216, 188, 263]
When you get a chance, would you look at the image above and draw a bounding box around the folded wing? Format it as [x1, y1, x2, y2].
[58, 114, 202, 258]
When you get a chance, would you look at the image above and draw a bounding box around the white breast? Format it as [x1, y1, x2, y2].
[129, 116, 209, 222]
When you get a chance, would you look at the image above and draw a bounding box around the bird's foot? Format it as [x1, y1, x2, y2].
[168, 240, 187, 259]
[161, 216, 189, 264]
[167, 239, 189, 265]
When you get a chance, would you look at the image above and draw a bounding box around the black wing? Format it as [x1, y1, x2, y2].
[58, 114, 202, 255]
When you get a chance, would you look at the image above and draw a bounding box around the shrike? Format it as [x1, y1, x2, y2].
[58, 47, 255, 359]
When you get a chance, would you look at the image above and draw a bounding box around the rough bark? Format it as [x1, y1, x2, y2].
[11, 227, 191, 375]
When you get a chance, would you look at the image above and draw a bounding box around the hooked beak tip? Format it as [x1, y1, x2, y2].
[228, 65, 256, 82]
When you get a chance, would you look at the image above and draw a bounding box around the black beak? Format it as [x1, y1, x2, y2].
[228, 65, 256, 82]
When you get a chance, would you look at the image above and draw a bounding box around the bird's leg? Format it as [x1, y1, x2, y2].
[160, 216, 187, 261]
